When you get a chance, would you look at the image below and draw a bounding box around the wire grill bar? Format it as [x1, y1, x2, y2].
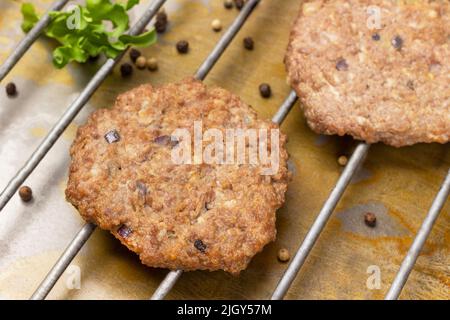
[4, 0, 443, 301]
[0, 0, 166, 212]
[29, 0, 260, 300]
[271, 90, 297, 125]
[0, 0, 70, 82]
[271, 142, 370, 299]
[24, 0, 167, 300]
[149, 0, 262, 300]
[385, 168, 450, 300]
[150, 270, 183, 300]
[30, 223, 96, 300]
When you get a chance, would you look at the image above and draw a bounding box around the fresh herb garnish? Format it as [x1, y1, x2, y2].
[21, 0, 157, 68]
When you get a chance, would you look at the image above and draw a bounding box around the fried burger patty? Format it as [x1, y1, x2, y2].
[66, 78, 289, 274]
[285, 0, 450, 147]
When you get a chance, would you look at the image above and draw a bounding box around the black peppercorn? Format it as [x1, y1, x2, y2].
[154, 19, 167, 33]
[156, 11, 168, 23]
[259, 83, 271, 98]
[19, 186, 32, 202]
[129, 48, 141, 63]
[243, 37, 254, 50]
[364, 212, 377, 228]
[120, 63, 133, 77]
[176, 40, 189, 54]
[6, 82, 17, 97]
[234, 0, 244, 10]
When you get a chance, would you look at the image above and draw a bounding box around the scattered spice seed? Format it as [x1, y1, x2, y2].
[234, 0, 244, 10]
[337, 155, 348, 166]
[364, 212, 377, 228]
[120, 63, 133, 77]
[406, 80, 415, 90]
[194, 239, 207, 253]
[154, 10, 168, 33]
[224, 0, 233, 9]
[154, 19, 167, 33]
[147, 57, 158, 71]
[117, 225, 132, 238]
[104, 129, 120, 144]
[6, 82, 17, 97]
[371, 33, 380, 41]
[154, 135, 171, 145]
[259, 83, 271, 98]
[154, 135, 179, 147]
[391, 35, 403, 50]
[136, 56, 147, 69]
[156, 10, 168, 23]
[336, 58, 349, 71]
[18, 186, 32, 202]
[211, 19, 222, 32]
[176, 40, 189, 54]
[243, 36, 254, 50]
[278, 248, 290, 262]
[129, 48, 141, 63]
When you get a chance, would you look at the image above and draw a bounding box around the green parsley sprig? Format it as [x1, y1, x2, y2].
[21, 0, 157, 68]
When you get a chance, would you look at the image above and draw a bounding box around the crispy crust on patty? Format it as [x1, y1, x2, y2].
[285, 0, 450, 147]
[66, 78, 289, 274]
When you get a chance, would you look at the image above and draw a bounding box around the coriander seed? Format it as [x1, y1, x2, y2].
[224, 0, 233, 9]
[147, 57, 158, 71]
[278, 248, 290, 262]
[136, 56, 147, 69]
[211, 19, 222, 32]
[337, 155, 348, 166]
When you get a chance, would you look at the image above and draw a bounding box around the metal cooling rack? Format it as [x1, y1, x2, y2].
[0, 0, 448, 301]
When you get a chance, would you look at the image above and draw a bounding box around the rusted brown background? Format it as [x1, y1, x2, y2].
[0, 0, 448, 299]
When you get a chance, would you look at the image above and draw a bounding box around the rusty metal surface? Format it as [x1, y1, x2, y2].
[0, 0, 448, 299]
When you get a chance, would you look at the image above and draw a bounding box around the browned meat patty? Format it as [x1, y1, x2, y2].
[66, 78, 290, 274]
[285, 0, 450, 147]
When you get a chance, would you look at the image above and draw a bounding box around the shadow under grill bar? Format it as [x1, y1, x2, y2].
[30, 0, 261, 300]
[271, 142, 370, 299]
[0, 0, 70, 82]
[385, 168, 450, 300]
[30, 223, 96, 300]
